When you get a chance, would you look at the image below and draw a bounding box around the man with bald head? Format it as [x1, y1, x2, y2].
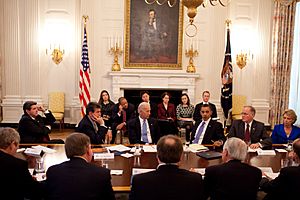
[128, 102, 160, 144]
[129, 135, 204, 200]
[228, 105, 272, 149]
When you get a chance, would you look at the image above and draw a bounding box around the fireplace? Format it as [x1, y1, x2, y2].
[109, 71, 200, 104]
[124, 89, 183, 108]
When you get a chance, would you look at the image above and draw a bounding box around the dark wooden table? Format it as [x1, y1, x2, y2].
[19, 144, 288, 192]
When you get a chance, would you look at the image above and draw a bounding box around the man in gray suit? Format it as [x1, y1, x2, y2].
[228, 106, 272, 149]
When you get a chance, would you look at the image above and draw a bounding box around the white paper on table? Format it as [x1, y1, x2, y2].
[110, 170, 123, 175]
[93, 153, 114, 160]
[247, 148, 261, 153]
[143, 145, 157, 152]
[132, 168, 155, 176]
[121, 153, 134, 158]
[32, 145, 56, 153]
[188, 144, 209, 152]
[275, 149, 287, 153]
[193, 168, 206, 175]
[258, 167, 273, 173]
[257, 150, 276, 156]
[106, 145, 131, 152]
[17, 148, 26, 153]
[24, 148, 43, 157]
[264, 172, 279, 180]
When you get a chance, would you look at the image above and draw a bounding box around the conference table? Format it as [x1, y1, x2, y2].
[19, 144, 288, 192]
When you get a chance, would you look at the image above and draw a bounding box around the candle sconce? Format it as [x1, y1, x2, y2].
[46, 46, 65, 65]
[185, 45, 198, 73]
[236, 51, 253, 69]
[109, 39, 123, 71]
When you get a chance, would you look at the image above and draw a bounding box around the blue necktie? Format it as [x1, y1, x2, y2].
[142, 120, 149, 143]
[193, 121, 205, 144]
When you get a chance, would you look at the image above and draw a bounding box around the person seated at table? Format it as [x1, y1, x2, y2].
[190, 104, 224, 147]
[128, 102, 160, 144]
[18, 101, 57, 143]
[0, 127, 43, 200]
[98, 90, 115, 128]
[140, 90, 157, 118]
[129, 135, 205, 200]
[157, 92, 177, 136]
[76, 102, 110, 144]
[45, 132, 115, 200]
[176, 93, 194, 143]
[111, 97, 136, 143]
[271, 109, 300, 144]
[260, 138, 300, 200]
[228, 106, 272, 149]
[204, 137, 262, 200]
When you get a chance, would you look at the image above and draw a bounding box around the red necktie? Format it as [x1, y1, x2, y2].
[245, 123, 250, 143]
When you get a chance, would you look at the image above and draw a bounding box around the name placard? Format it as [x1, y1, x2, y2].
[94, 153, 115, 160]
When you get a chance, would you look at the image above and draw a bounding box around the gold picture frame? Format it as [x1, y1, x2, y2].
[124, 0, 183, 69]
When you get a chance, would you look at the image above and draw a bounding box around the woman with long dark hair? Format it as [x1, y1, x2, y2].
[98, 90, 115, 128]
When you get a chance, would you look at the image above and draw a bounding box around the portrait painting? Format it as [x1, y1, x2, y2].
[124, 0, 183, 69]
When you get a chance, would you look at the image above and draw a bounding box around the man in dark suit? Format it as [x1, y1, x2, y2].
[191, 104, 224, 146]
[111, 97, 136, 143]
[228, 106, 272, 149]
[128, 102, 160, 144]
[129, 135, 204, 200]
[0, 127, 42, 200]
[260, 138, 300, 200]
[193, 90, 218, 121]
[204, 137, 262, 200]
[18, 101, 56, 143]
[45, 132, 115, 200]
[76, 102, 110, 144]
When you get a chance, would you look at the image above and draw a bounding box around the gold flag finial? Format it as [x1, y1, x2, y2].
[225, 19, 231, 28]
[82, 15, 89, 24]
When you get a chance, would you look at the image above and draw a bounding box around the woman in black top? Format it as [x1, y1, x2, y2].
[98, 90, 115, 128]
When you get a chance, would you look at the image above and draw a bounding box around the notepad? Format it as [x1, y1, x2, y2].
[257, 150, 276, 156]
[264, 172, 279, 180]
[193, 168, 206, 175]
[106, 145, 131, 152]
[132, 168, 155, 176]
[188, 144, 209, 152]
[196, 151, 222, 160]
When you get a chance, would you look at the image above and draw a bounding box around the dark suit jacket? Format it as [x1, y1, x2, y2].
[228, 119, 272, 148]
[0, 151, 42, 200]
[260, 166, 300, 200]
[45, 157, 115, 200]
[204, 159, 262, 200]
[75, 115, 108, 144]
[128, 117, 160, 144]
[111, 103, 136, 129]
[18, 111, 56, 143]
[129, 164, 204, 200]
[190, 119, 224, 144]
[193, 102, 218, 121]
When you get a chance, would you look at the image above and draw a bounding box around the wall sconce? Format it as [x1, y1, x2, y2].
[236, 51, 253, 69]
[46, 46, 65, 65]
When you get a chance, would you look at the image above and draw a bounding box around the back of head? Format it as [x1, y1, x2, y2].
[65, 133, 90, 158]
[293, 138, 300, 158]
[23, 101, 37, 113]
[157, 135, 183, 163]
[0, 127, 20, 149]
[223, 137, 247, 161]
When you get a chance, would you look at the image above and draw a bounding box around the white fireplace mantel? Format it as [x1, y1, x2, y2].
[108, 71, 200, 103]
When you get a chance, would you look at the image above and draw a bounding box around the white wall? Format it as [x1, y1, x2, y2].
[0, 0, 273, 124]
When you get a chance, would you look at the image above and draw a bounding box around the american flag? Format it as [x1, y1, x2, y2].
[79, 25, 91, 116]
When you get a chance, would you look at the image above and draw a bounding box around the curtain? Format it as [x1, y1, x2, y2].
[270, 0, 297, 127]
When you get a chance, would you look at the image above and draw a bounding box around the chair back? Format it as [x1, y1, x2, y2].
[49, 92, 65, 113]
[232, 95, 247, 120]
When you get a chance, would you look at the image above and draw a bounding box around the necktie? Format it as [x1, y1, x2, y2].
[193, 121, 205, 144]
[245, 123, 250, 143]
[122, 110, 127, 132]
[142, 120, 149, 143]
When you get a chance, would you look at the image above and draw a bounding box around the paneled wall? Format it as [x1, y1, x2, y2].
[0, 0, 273, 124]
